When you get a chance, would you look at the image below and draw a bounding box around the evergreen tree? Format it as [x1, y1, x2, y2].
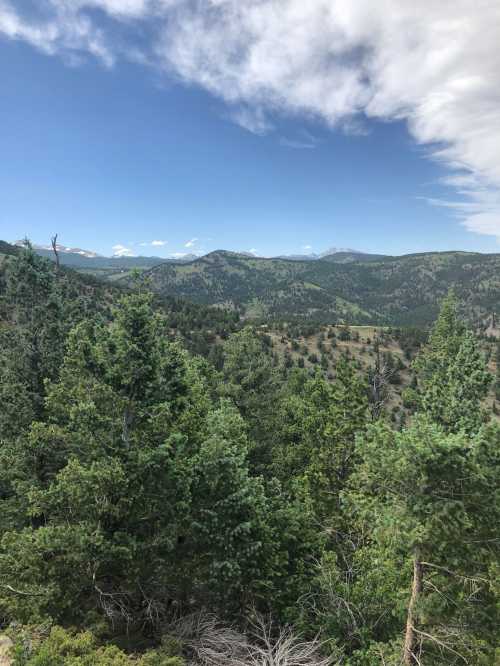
[0, 293, 276, 628]
[415, 292, 491, 434]
[347, 417, 500, 665]
[272, 359, 368, 522]
[220, 327, 279, 468]
[0, 244, 64, 420]
[184, 400, 274, 612]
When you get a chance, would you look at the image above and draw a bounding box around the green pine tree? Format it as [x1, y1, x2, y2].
[415, 292, 491, 434]
[346, 417, 500, 665]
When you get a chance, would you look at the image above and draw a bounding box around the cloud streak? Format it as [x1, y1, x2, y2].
[2, 1, 500, 238]
[280, 138, 316, 150]
[112, 243, 135, 257]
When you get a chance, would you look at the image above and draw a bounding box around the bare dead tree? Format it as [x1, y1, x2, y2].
[51, 234, 60, 270]
[171, 611, 336, 666]
[403, 551, 423, 666]
[369, 342, 397, 420]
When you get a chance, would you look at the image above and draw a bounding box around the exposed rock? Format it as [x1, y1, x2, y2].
[0, 635, 13, 666]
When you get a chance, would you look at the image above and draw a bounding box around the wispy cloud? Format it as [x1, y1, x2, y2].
[112, 243, 135, 257]
[280, 131, 319, 150]
[424, 184, 500, 239]
[184, 237, 198, 248]
[228, 107, 274, 136]
[302, 244, 313, 251]
[280, 137, 316, 150]
[3, 1, 500, 238]
[0, 1, 115, 66]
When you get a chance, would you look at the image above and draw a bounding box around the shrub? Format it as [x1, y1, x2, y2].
[401, 387, 420, 410]
[10, 627, 185, 666]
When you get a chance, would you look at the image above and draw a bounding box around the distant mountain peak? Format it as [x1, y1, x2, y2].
[319, 246, 359, 257]
[15, 240, 102, 258]
[277, 247, 363, 261]
[238, 250, 260, 257]
[169, 253, 198, 262]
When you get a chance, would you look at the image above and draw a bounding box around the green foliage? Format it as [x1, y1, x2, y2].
[182, 400, 277, 610]
[415, 292, 492, 434]
[10, 626, 184, 666]
[1, 244, 63, 419]
[346, 417, 500, 663]
[401, 387, 419, 410]
[1, 244, 499, 664]
[0, 292, 276, 627]
[219, 327, 280, 468]
[272, 359, 368, 522]
[133, 249, 500, 327]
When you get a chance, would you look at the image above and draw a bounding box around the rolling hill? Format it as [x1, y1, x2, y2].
[129, 249, 500, 327]
[0, 240, 19, 257]
[4, 240, 499, 328]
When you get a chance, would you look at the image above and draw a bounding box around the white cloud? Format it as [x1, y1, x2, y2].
[139, 239, 168, 247]
[302, 244, 313, 251]
[184, 237, 198, 248]
[228, 107, 273, 135]
[112, 243, 135, 257]
[280, 137, 316, 150]
[3, 1, 500, 238]
[280, 130, 320, 150]
[0, 0, 115, 66]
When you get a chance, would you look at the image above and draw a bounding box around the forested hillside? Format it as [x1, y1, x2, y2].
[134, 250, 500, 327]
[18, 239, 500, 328]
[0, 245, 499, 665]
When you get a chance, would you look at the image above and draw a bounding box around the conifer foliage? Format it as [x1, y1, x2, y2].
[0, 247, 498, 665]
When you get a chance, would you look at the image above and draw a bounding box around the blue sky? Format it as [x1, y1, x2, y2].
[1, 1, 500, 258]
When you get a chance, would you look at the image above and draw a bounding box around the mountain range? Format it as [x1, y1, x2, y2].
[13, 241, 199, 271]
[17, 241, 384, 269]
[127, 249, 500, 328]
[14, 240, 102, 258]
[3, 240, 499, 328]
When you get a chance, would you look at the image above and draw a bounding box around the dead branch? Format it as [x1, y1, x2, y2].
[411, 627, 469, 665]
[2, 584, 45, 597]
[51, 234, 60, 270]
[171, 611, 336, 666]
[92, 573, 133, 628]
[421, 562, 490, 586]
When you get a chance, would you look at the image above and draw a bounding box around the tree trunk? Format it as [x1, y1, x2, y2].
[51, 234, 60, 271]
[403, 550, 423, 665]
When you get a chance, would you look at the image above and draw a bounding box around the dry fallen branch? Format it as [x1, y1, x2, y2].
[2, 584, 45, 597]
[171, 611, 336, 666]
